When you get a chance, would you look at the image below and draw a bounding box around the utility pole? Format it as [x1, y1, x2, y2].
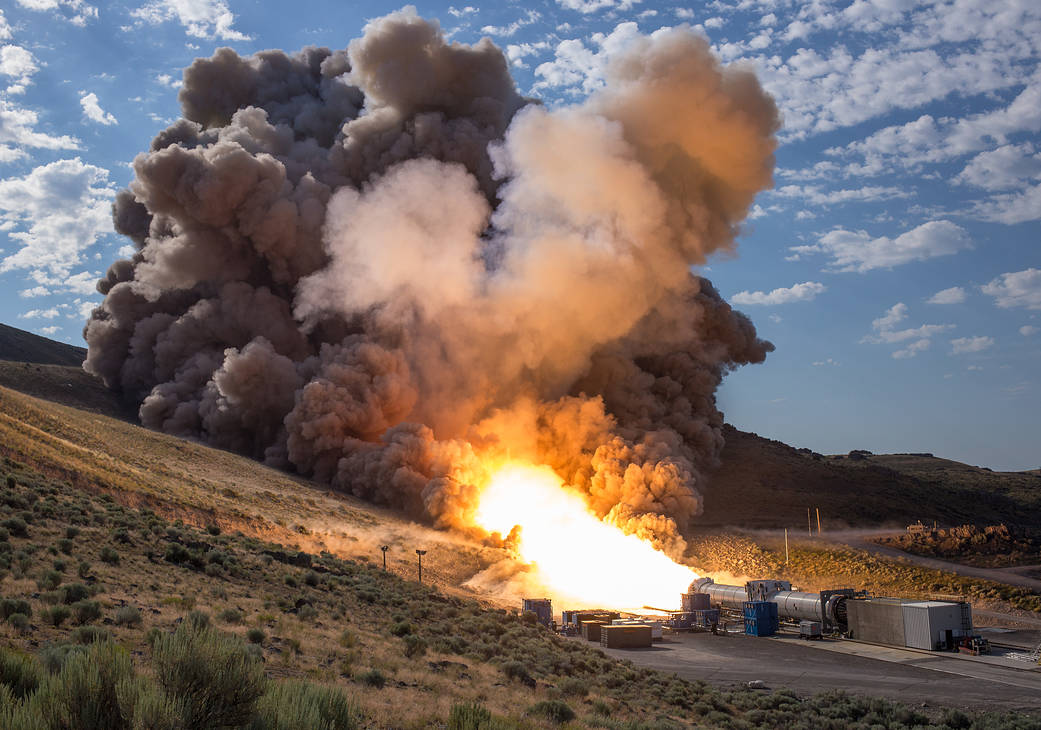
[784, 528, 789, 566]
[380, 545, 388, 571]
[816, 507, 821, 535]
[807, 508, 812, 537]
[415, 549, 427, 584]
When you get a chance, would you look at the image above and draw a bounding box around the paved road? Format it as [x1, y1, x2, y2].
[831, 533, 1041, 593]
[592, 631, 1041, 714]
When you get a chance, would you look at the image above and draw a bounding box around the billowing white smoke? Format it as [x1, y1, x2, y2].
[85, 9, 778, 556]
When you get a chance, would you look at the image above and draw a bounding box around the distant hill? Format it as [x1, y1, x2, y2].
[1, 320, 1037, 530]
[0, 322, 86, 366]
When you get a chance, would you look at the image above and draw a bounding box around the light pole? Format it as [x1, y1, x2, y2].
[415, 549, 427, 583]
[380, 545, 388, 571]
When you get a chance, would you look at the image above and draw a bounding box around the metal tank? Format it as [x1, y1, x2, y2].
[688, 578, 853, 630]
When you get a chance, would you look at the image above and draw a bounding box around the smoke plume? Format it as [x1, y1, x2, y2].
[85, 9, 778, 555]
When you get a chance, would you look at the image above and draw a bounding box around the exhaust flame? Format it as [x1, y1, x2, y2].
[475, 462, 698, 610]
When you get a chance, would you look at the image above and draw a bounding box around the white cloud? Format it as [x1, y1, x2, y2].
[0, 10, 11, 40]
[556, 0, 641, 13]
[505, 41, 550, 68]
[893, 339, 930, 359]
[0, 44, 37, 93]
[19, 307, 59, 319]
[967, 364, 984, 371]
[1021, 325, 1039, 337]
[927, 286, 966, 305]
[956, 143, 1041, 191]
[79, 92, 116, 126]
[772, 184, 910, 206]
[481, 10, 540, 38]
[14, 0, 96, 25]
[0, 158, 114, 278]
[447, 6, 476, 17]
[982, 268, 1041, 310]
[950, 336, 994, 354]
[790, 220, 971, 273]
[38, 325, 59, 335]
[534, 22, 641, 94]
[863, 302, 954, 358]
[973, 183, 1041, 224]
[156, 73, 182, 89]
[812, 358, 839, 366]
[732, 281, 826, 306]
[131, 0, 250, 41]
[0, 99, 81, 153]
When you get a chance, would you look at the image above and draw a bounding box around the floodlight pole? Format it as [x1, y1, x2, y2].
[380, 545, 389, 571]
[416, 549, 427, 583]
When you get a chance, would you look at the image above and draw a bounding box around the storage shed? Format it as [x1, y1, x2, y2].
[901, 601, 973, 650]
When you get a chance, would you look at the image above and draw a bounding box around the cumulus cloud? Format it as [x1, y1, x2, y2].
[481, 10, 540, 38]
[0, 10, 11, 40]
[982, 268, 1041, 310]
[131, 0, 250, 41]
[973, 183, 1041, 224]
[79, 92, 117, 125]
[0, 44, 38, 93]
[1021, 325, 1039, 336]
[0, 99, 81, 155]
[956, 143, 1041, 191]
[927, 286, 966, 305]
[534, 22, 642, 94]
[772, 183, 910, 206]
[950, 336, 994, 354]
[863, 302, 954, 358]
[789, 220, 972, 273]
[0, 157, 115, 278]
[19, 307, 59, 319]
[812, 358, 838, 366]
[557, 0, 641, 13]
[731, 281, 825, 306]
[14, 0, 96, 26]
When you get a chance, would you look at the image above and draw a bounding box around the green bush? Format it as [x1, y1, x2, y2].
[0, 647, 42, 699]
[151, 620, 265, 729]
[116, 675, 184, 730]
[249, 680, 360, 730]
[65, 527, 80, 540]
[0, 528, 9, 543]
[246, 628, 266, 644]
[36, 570, 61, 591]
[297, 604, 318, 623]
[357, 669, 385, 689]
[114, 606, 142, 627]
[447, 702, 493, 730]
[217, 608, 243, 625]
[402, 635, 427, 659]
[7, 613, 30, 633]
[61, 583, 89, 604]
[0, 599, 32, 621]
[1, 518, 27, 538]
[501, 660, 534, 688]
[38, 644, 85, 675]
[528, 700, 574, 724]
[72, 600, 102, 625]
[71, 626, 111, 645]
[559, 676, 589, 698]
[56, 539, 74, 555]
[99, 546, 120, 565]
[389, 621, 413, 637]
[30, 641, 132, 730]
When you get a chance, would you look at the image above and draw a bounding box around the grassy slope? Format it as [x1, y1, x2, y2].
[0, 323, 86, 367]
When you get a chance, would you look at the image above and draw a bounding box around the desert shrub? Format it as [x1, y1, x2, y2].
[77, 560, 91, 578]
[501, 660, 534, 687]
[38, 644, 85, 675]
[357, 669, 385, 688]
[303, 571, 320, 587]
[447, 702, 495, 730]
[297, 604, 318, 623]
[0, 647, 42, 699]
[389, 621, 413, 637]
[116, 676, 184, 730]
[283, 574, 298, 588]
[115, 606, 142, 627]
[0, 599, 32, 621]
[558, 676, 589, 698]
[61, 583, 89, 604]
[218, 608, 243, 625]
[246, 628, 266, 644]
[99, 546, 120, 565]
[71, 626, 111, 645]
[249, 680, 361, 730]
[185, 610, 210, 630]
[44, 605, 71, 627]
[64, 526, 80, 540]
[29, 641, 131, 729]
[206, 524, 221, 536]
[0, 528, 9, 543]
[7, 612, 29, 634]
[1, 518, 27, 538]
[56, 539, 73, 555]
[52, 559, 66, 573]
[402, 635, 427, 659]
[528, 700, 574, 724]
[36, 569, 61, 591]
[152, 620, 265, 729]
[72, 600, 102, 625]
[204, 562, 224, 578]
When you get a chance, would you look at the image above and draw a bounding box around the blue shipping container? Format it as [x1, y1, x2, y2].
[522, 598, 553, 627]
[743, 601, 778, 636]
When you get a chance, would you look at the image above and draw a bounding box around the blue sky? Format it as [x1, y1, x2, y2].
[1, 0, 1038, 470]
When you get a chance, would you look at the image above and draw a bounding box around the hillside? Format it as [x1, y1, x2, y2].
[0, 323, 86, 366]
[0, 322, 1037, 532]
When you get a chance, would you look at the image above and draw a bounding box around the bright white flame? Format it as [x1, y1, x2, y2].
[474, 462, 697, 610]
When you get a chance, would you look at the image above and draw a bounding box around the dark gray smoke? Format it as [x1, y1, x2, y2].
[85, 9, 777, 553]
